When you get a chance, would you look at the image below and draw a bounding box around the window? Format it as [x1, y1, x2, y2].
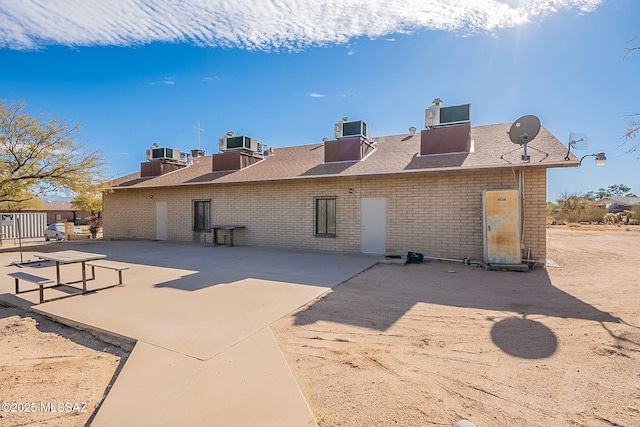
[193, 200, 211, 232]
[315, 197, 336, 237]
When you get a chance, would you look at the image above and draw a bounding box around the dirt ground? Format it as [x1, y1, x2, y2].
[0, 307, 131, 427]
[0, 227, 638, 427]
[272, 226, 640, 427]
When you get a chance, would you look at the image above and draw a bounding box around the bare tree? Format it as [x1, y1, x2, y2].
[624, 36, 639, 156]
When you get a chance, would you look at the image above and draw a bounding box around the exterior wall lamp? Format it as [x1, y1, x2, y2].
[579, 152, 606, 166]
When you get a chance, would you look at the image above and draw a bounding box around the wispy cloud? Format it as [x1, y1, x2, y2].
[0, 1, 603, 50]
[309, 93, 325, 98]
[148, 77, 175, 85]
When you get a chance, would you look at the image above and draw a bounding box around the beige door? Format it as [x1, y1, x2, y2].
[155, 201, 168, 241]
[361, 198, 386, 254]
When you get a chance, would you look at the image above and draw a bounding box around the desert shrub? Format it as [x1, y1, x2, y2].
[562, 211, 581, 224]
[615, 211, 634, 225]
[604, 213, 616, 224]
[605, 211, 634, 225]
[580, 207, 605, 223]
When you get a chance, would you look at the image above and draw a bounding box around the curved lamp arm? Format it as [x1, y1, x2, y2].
[579, 152, 606, 166]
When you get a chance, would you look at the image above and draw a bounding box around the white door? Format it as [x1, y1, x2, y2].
[155, 201, 168, 241]
[361, 198, 386, 254]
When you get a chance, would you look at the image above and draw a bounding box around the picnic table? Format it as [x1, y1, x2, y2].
[32, 250, 107, 293]
[210, 225, 245, 246]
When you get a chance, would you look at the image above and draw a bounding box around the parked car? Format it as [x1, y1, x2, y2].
[44, 223, 83, 241]
[605, 203, 624, 214]
[44, 223, 65, 241]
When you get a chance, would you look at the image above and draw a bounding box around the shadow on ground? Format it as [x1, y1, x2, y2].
[489, 316, 558, 358]
[3, 240, 379, 292]
[292, 262, 620, 359]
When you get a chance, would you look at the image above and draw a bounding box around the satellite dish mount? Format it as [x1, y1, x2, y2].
[508, 115, 541, 163]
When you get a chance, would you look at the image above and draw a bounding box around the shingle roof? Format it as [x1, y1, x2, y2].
[590, 196, 640, 207]
[110, 123, 578, 190]
[40, 200, 72, 211]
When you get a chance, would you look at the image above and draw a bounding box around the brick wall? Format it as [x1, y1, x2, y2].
[103, 167, 547, 260]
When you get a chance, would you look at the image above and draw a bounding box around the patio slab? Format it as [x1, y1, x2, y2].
[92, 330, 317, 427]
[0, 242, 380, 426]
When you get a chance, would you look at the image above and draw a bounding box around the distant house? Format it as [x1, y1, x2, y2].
[28, 200, 91, 225]
[104, 105, 578, 264]
[589, 196, 640, 212]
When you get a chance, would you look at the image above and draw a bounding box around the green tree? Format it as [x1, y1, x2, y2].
[593, 184, 636, 199]
[71, 185, 106, 216]
[71, 183, 112, 238]
[0, 101, 105, 210]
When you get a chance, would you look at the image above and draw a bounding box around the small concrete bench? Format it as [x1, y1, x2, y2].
[86, 260, 129, 285]
[9, 272, 54, 304]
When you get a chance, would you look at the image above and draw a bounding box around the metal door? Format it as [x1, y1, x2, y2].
[155, 201, 168, 241]
[361, 198, 386, 254]
[483, 190, 521, 264]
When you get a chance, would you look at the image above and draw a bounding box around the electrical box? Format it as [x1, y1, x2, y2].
[483, 189, 521, 264]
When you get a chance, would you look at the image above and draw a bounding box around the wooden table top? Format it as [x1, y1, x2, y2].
[32, 250, 108, 263]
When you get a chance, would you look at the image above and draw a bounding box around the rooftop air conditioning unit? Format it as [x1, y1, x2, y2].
[425, 99, 471, 127]
[219, 134, 262, 153]
[180, 152, 193, 164]
[333, 119, 370, 141]
[146, 147, 182, 162]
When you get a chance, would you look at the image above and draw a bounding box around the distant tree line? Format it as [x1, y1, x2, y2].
[548, 184, 639, 225]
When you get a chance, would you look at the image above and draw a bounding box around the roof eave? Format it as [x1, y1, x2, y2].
[109, 159, 579, 191]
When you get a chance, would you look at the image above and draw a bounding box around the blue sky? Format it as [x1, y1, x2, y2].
[1, 0, 638, 202]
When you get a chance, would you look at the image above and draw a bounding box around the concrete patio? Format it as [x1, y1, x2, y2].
[0, 240, 381, 426]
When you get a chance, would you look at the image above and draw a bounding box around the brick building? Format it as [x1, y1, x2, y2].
[104, 118, 577, 264]
[26, 200, 91, 225]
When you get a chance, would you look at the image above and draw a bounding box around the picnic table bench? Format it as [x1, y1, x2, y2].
[87, 260, 129, 285]
[9, 271, 55, 304]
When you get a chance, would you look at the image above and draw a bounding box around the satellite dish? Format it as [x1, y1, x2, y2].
[564, 132, 588, 161]
[508, 115, 541, 163]
[508, 115, 541, 145]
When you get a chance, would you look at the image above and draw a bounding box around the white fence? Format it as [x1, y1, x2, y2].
[1, 212, 47, 239]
